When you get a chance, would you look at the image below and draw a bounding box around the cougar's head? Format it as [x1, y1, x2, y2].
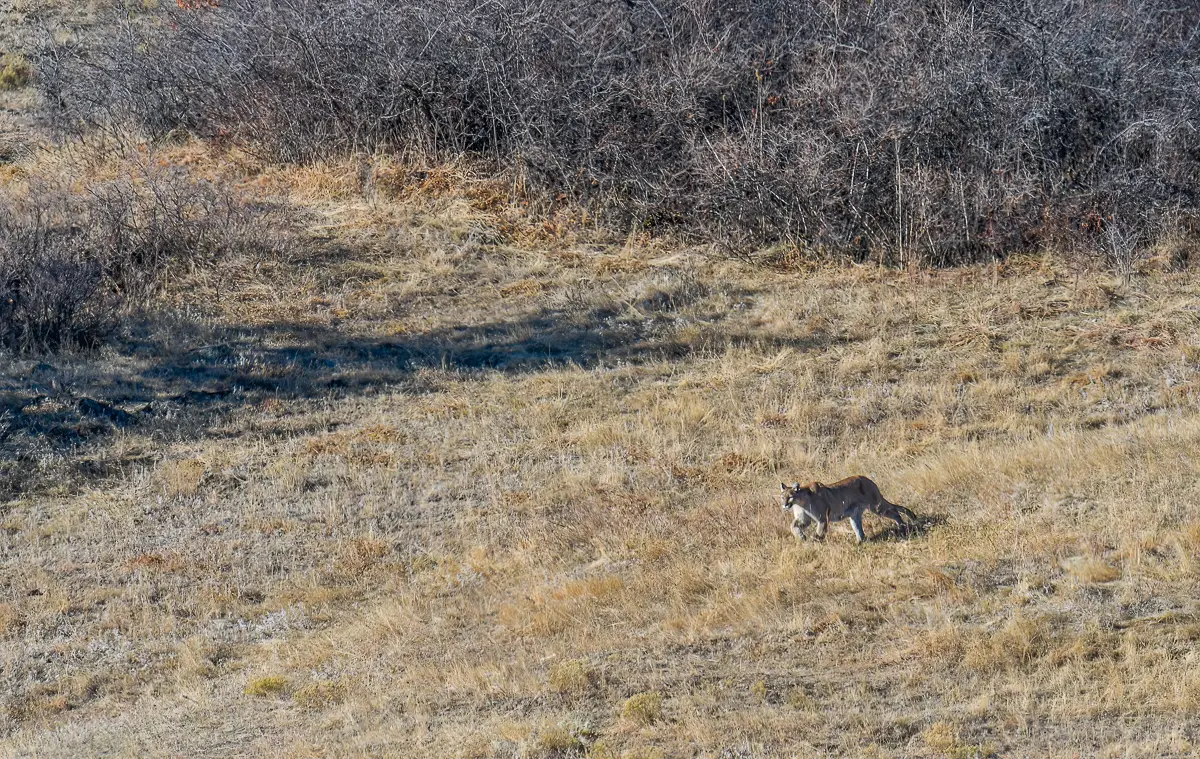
[780, 481, 804, 511]
[781, 482, 818, 512]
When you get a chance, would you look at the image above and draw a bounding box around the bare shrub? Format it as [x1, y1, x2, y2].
[0, 223, 113, 353]
[0, 166, 270, 354]
[1104, 221, 1143, 286]
[35, 0, 1200, 263]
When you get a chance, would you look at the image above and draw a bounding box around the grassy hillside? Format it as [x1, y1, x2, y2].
[4, 6, 1200, 757]
[2, 141, 1200, 757]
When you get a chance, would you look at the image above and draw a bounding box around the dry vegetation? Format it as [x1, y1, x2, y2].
[38, 0, 1200, 262]
[2, 140, 1200, 758]
[3, 4, 1200, 759]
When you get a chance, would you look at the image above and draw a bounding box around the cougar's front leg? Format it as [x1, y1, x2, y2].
[790, 518, 807, 540]
[791, 509, 813, 540]
[814, 514, 829, 541]
[849, 512, 866, 544]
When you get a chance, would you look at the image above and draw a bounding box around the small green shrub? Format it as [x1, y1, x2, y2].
[750, 679, 768, 702]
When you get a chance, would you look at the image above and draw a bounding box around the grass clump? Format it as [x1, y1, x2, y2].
[925, 723, 999, 759]
[620, 692, 664, 727]
[963, 614, 1050, 673]
[244, 675, 289, 697]
[155, 458, 207, 498]
[293, 680, 348, 711]
[923, 722, 974, 755]
[0, 53, 31, 90]
[1062, 555, 1122, 584]
[530, 724, 584, 756]
[548, 659, 594, 695]
[749, 679, 768, 702]
[581, 743, 617, 759]
[786, 688, 814, 710]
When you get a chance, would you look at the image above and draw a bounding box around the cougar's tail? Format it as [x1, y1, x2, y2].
[878, 500, 917, 523]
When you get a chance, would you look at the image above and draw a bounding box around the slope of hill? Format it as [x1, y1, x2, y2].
[2, 143, 1199, 758]
[3, 7, 1200, 758]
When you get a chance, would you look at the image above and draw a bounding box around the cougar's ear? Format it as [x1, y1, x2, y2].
[780, 482, 789, 492]
[793, 482, 801, 490]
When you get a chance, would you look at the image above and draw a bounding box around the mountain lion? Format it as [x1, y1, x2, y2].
[779, 476, 917, 544]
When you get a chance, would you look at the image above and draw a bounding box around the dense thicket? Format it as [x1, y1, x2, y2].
[38, 0, 1200, 263]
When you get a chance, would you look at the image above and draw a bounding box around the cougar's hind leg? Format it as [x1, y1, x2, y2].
[887, 501, 914, 535]
[875, 499, 909, 536]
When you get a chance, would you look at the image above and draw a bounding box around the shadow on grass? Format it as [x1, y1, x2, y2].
[867, 512, 949, 543]
[0, 294, 839, 499]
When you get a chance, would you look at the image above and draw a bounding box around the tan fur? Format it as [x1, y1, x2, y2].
[779, 475, 917, 544]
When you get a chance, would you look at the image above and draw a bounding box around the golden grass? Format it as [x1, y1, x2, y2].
[2, 134, 1200, 757]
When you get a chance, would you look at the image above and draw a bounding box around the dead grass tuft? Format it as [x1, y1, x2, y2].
[0, 603, 19, 635]
[1061, 555, 1122, 583]
[548, 659, 595, 696]
[124, 552, 186, 572]
[154, 458, 207, 497]
[963, 614, 1050, 672]
[530, 723, 585, 756]
[923, 721, 960, 752]
[293, 680, 348, 711]
[175, 637, 223, 680]
[337, 536, 391, 576]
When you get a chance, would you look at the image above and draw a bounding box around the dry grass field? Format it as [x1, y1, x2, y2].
[4, 10, 1200, 753]
[2, 139, 1200, 759]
